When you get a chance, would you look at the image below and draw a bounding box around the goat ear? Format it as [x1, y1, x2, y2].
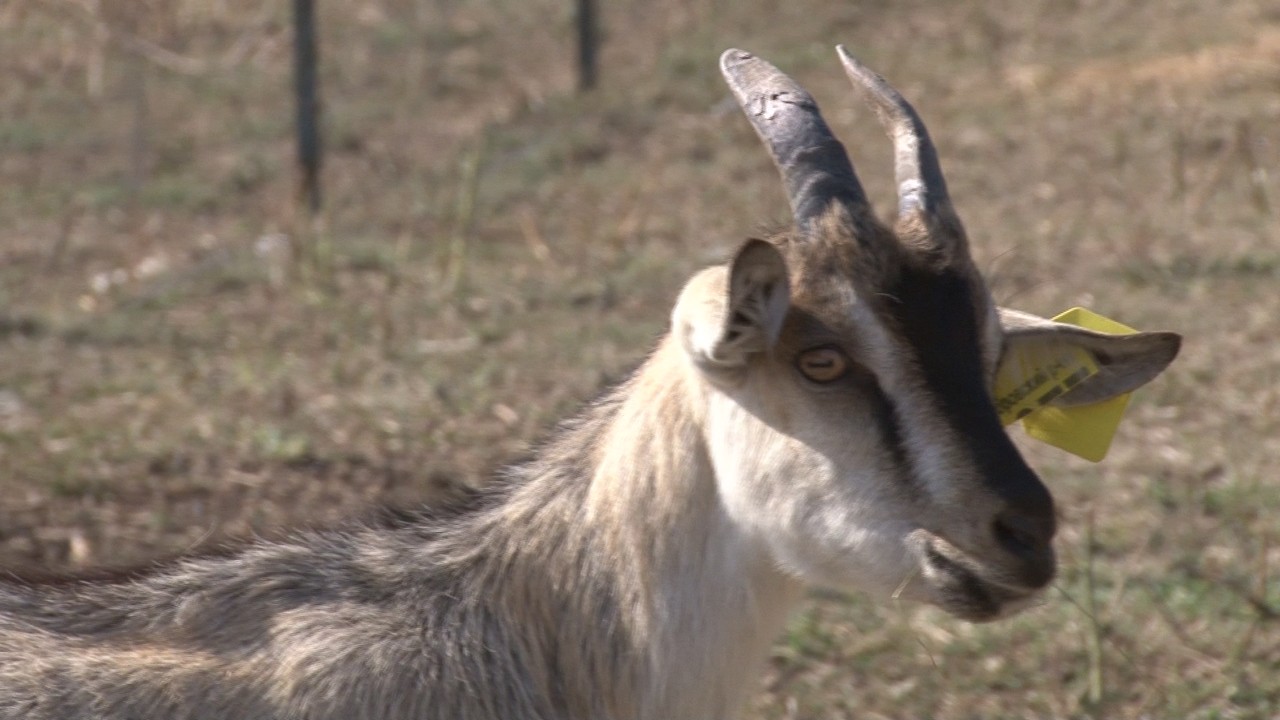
[998, 308, 1181, 406]
[675, 239, 791, 370]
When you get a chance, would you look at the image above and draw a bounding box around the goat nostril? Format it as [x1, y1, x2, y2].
[992, 511, 1051, 559]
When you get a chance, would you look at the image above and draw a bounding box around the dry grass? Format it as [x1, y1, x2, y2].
[1, 0, 1278, 717]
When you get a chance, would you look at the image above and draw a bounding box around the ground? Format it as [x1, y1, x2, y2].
[1, 0, 1277, 717]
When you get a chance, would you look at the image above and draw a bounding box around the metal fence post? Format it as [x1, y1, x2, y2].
[293, 0, 322, 214]
[576, 0, 597, 92]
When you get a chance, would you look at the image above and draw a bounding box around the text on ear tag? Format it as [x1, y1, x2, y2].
[994, 307, 1137, 463]
[993, 339, 1099, 426]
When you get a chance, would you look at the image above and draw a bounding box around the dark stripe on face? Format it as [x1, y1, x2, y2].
[865, 375, 909, 470]
[877, 263, 1053, 519]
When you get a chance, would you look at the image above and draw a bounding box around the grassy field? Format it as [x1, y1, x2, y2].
[2, 0, 1278, 717]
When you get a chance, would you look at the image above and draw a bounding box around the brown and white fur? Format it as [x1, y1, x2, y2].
[0, 48, 1180, 720]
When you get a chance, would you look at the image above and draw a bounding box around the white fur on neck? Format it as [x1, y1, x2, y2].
[586, 338, 805, 719]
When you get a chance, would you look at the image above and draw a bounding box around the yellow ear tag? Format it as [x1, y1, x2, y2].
[993, 307, 1136, 462]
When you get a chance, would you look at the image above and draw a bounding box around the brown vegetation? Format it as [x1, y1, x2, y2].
[1, 0, 1277, 716]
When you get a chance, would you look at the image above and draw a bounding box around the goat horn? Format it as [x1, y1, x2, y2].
[836, 45, 957, 233]
[720, 49, 871, 236]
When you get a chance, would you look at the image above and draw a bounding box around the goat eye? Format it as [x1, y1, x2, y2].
[796, 347, 850, 383]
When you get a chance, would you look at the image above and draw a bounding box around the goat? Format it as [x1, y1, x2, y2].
[0, 47, 1180, 720]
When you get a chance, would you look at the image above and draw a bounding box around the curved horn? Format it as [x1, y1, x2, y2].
[836, 45, 957, 231]
[720, 49, 871, 236]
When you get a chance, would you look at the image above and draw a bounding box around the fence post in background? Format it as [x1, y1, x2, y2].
[293, 0, 322, 215]
[124, 8, 150, 207]
[127, 55, 149, 206]
[575, 0, 597, 93]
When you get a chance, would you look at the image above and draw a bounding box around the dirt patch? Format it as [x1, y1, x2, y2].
[1044, 25, 1280, 102]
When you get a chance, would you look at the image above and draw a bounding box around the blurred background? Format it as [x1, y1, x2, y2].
[1, 0, 1277, 717]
